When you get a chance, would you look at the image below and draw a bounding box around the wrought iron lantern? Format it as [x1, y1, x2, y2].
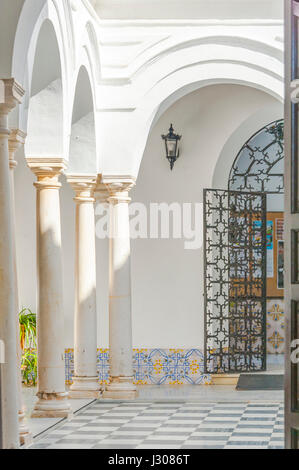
[162, 124, 181, 170]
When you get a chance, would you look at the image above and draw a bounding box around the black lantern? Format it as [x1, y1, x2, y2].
[162, 124, 181, 170]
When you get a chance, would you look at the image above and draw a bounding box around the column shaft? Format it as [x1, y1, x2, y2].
[27, 160, 72, 418]
[110, 198, 133, 377]
[8, 130, 32, 446]
[68, 177, 100, 398]
[102, 178, 137, 399]
[0, 113, 19, 448]
[0, 79, 24, 448]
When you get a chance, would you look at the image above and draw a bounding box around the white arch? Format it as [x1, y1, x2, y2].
[12, 0, 72, 158]
[213, 101, 283, 191]
[99, 30, 284, 176]
[129, 34, 283, 81]
[85, 21, 101, 85]
[67, 21, 101, 169]
[12, 0, 102, 163]
[129, 62, 283, 177]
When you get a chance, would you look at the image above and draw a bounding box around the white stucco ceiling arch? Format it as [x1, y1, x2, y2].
[100, 57, 283, 177]
[5, 2, 284, 178]
[67, 18, 103, 172]
[97, 24, 283, 176]
[11, 0, 101, 164]
[12, 0, 77, 91]
[84, 21, 101, 86]
[128, 34, 283, 83]
[13, 1, 70, 158]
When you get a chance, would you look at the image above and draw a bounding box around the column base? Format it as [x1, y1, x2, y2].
[20, 431, 33, 447]
[19, 410, 33, 447]
[69, 376, 102, 399]
[102, 377, 137, 400]
[31, 392, 73, 419]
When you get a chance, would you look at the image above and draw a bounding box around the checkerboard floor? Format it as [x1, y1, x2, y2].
[29, 401, 284, 449]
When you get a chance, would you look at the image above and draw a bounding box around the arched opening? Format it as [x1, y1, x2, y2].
[130, 83, 281, 384]
[16, 19, 64, 314]
[25, 19, 64, 157]
[13, 17, 68, 424]
[204, 118, 285, 378]
[229, 120, 284, 210]
[68, 66, 96, 174]
[228, 119, 285, 363]
[62, 66, 98, 347]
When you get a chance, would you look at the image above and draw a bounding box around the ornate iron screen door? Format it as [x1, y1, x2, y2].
[204, 189, 267, 374]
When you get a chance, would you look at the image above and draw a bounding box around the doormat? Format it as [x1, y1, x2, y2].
[236, 374, 284, 391]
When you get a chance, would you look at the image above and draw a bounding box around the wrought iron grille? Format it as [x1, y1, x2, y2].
[204, 189, 267, 374]
[228, 119, 284, 194]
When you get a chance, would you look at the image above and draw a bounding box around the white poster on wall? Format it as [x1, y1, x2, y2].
[253, 220, 274, 278]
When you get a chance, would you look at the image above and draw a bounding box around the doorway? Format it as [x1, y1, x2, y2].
[204, 119, 285, 376]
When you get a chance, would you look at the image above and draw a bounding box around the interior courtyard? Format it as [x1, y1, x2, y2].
[0, 0, 298, 450]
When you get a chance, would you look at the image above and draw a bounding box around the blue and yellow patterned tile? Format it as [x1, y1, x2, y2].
[266, 299, 285, 354]
[64, 348, 212, 386]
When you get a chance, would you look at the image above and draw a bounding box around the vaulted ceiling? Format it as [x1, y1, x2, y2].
[92, 0, 283, 20]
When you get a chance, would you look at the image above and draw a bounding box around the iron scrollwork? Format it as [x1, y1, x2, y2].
[228, 119, 284, 195]
[204, 189, 267, 373]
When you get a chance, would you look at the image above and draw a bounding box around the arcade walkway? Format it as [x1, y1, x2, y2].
[28, 400, 284, 450]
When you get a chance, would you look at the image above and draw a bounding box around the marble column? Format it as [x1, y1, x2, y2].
[8, 130, 32, 446]
[102, 176, 137, 399]
[0, 79, 24, 448]
[27, 158, 72, 418]
[67, 175, 101, 398]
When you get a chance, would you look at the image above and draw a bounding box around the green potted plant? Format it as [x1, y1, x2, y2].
[19, 308, 37, 386]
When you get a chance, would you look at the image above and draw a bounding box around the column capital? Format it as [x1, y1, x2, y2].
[0, 79, 25, 115]
[102, 175, 136, 203]
[8, 129, 26, 170]
[67, 174, 97, 203]
[26, 157, 67, 177]
[94, 174, 109, 204]
[26, 157, 67, 190]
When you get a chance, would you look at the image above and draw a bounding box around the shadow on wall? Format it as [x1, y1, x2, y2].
[130, 84, 282, 351]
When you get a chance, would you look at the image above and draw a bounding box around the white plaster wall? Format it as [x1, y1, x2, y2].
[0, 0, 25, 79]
[68, 113, 96, 174]
[15, 147, 36, 313]
[130, 84, 282, 349]
[60, 176, 76, 346]
[14, 83, 282, 350]
[96, 227, 110, 348]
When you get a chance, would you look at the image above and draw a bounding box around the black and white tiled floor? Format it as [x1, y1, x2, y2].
[29, 401, 284, 450]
